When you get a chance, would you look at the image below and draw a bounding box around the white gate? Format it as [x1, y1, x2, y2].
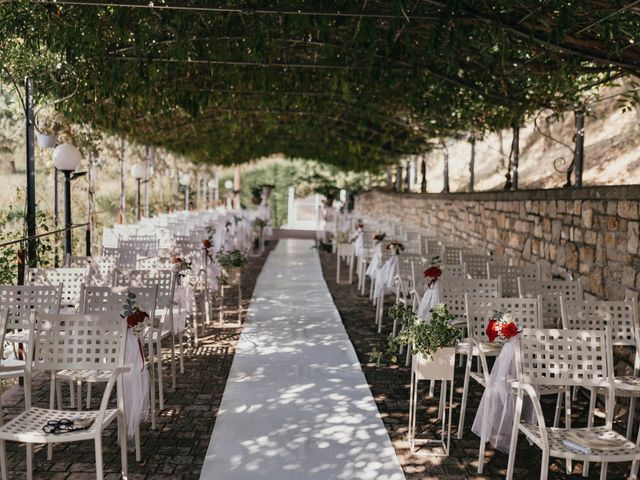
[286, 187, 322, 230]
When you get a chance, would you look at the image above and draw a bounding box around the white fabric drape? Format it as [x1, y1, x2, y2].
[353, 231, 363, 257]
[123, 329, 150, 439]
[471, 337, 534, 453]
[416, 281, 442, 321]
[373, 255, 398, 298]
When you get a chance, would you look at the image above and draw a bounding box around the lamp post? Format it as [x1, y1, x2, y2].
[37, 133, 58, 264]
[179, 173, 192, 211]
[52, 143, 82, 257]
[224, 180, 234, 210]
[131, 163, 147, 222]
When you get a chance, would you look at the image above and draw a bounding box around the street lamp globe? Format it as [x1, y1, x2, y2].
[179, 173, 192, 186]
[224, 180, 234, 190]
[131, 163, 147, 180]
[207, 179, 217, 189]
[52, 143, 82, 171]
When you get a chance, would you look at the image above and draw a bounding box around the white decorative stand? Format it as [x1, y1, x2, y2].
[219, 267, 242, 325]
[335, 242, 355, 284]
[408, 348, 455, 455]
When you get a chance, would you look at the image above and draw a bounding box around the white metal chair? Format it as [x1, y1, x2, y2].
[25, 267, 87, 308]
[336, 242, 355, 285]
[518, 278, 583, 327]
[462, 253, 504, 279]
[0, 312, 129, 480]
[507, 327, 640, 480]
[458, 295, 544, 442]
[561, 297, 640, 440]
[78, 286, 160, 429]
[488, 263, 541, 297]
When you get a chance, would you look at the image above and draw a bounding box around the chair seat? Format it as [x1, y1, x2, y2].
[614, 375, 640, 395]
[520, 423, 640, 462]
[0, 407, 117, 443]
[456, 340, 502, 356]
[56, 369, 112, 383]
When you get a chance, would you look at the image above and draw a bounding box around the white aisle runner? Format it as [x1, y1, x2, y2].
[200, 239, 405, 480]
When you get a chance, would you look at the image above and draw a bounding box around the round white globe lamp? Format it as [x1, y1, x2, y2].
[52, 143, 82, 256]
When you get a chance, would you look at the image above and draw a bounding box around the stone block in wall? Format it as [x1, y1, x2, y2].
[582, 207, 593, 228]
[607, 200, 617, 216]
[590, 267, 605, 297]
[628, 222, 639, 255]
[618, 200, 639, 220]
[605, 280, 625, 300]
[566, 243, 579, 271]
[585, 229, 598, 245]
[623, 266, 637, 289]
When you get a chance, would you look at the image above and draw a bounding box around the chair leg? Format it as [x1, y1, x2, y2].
[170, 334, 177, 390]
[157, 337, 165, 410]
[76, 381, 83, 412]
[599, 462, 608, 480]
[506, 394, 523, 480]
[55, 380, 63, 410]
[95, 436, 103, 480]
[583, 387, 596, 477]
[135, 426, 141, 462]
[0, 439, 7, 480]
[540, 449, 549, 480]
[179, 331, 185, 374]
[628, 397, 637, 439]
[26, 443, 33, 480]
[118, 411, 128, 480]
[457, 355, 472, 440]
[87, 383, 92, 409]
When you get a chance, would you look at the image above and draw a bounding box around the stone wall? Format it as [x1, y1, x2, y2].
[355, 186, 640, 301]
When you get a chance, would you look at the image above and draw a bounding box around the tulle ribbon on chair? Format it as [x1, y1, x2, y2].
[123, 329, 150, 439]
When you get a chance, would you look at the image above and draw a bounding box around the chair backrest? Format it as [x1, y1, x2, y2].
[0, 285, 62, 331]
[440, 277, 501, 318]
[101, 246, 119, 258]
[516, 327, 613, 389]
[90, 256, 116, 286]
[25, 267, 87, 306]
[488, 263, 541, 297]
[465, 294, 543, 342]
[120, 238, 158, 257]
[30, 313, 126, 375]
[113, 270, 175, 309]
[442, 263, 466, 279]
[442, 245, 465, 265]
[462, 253, 504, 279]
[423, 237, 441, 256]
[518, 278, 582, 327]
[81, 285, 157, 320]
[561, 297, 639, 347]
[115, 248, 138, 270]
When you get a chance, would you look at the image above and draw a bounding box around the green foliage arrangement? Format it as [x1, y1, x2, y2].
[216, 249, 248, 269]
[370, 304, 461, 365]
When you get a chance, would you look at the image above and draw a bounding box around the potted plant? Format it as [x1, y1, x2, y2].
[216, 249, 247, 286]
[386, 304, 461, 380]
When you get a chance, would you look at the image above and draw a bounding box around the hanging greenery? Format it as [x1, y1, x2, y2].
[0, 1, 638, 169]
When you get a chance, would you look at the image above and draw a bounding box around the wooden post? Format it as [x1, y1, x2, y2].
[574, 110, 585, 188]
[442, 145, 450, 193]
[469, 136, 476, 192]
[511, 124, 520, 191]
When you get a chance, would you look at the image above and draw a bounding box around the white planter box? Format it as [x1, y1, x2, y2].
[411, 348, 456, 381]
[224, 267, 242, 286]
[37, 133, 57, 148]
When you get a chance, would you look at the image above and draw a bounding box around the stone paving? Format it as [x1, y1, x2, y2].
[0, 240, 276, 479]
[319, 251, 632, 480]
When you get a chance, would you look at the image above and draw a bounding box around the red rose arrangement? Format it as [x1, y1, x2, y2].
[486, 311, 519, 343]
[356, 223, 364, 231]
[121, 291, 150, 366]
[171, 255, 192, 279]
[202, 239, 212, 250]
[423, 266, 443, 289]
[373, 232, 386, 243]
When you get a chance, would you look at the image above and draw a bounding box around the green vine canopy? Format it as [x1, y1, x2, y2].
[1, 1, 639, 170]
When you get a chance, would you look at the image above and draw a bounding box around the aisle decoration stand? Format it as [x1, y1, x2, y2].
[217, 249, 247, 324]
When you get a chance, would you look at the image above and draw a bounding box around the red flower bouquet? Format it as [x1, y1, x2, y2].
[423, 261, 443, 289]
[486, 312, 519, 343]
[373, 232, 386, 242]
[202, 239, 212, 250]
[386, 242, 405, 255]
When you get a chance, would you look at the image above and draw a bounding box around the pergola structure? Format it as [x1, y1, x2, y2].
[1, 0, 639, 171]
